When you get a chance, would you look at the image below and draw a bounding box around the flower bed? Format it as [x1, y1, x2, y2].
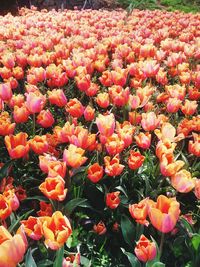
[0, 7, 199, 267]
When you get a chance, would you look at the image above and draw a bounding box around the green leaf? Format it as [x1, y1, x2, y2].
[179, 217, 194, 234]
[64, 198, 91, 215]
[25, 248, 37, 267]
[53, 246, 64, 267]
[121, 248, 141, 267]
[80, 256, 91, 267]
[192, 234, 200, 251]
[151, 262, 165, 267]
[37, 260, 54, 267]
[121, 215, 135, 247]
[0, 160, 13, 180]
[24, 196, 49, 202]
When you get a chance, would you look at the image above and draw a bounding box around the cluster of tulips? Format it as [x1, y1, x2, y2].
[0, 5, 199, 267]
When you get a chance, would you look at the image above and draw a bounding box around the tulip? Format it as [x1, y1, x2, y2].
[66, 98, 84, 118]
[99, 70, 113, 87]
[108, 85, 129, 107]
[194, 179, 200, 199]
[87, 163, 104, 183]
[0, 225, 27, 267]
[39, 175, 67, 201]
[37, 110, 55, 128]
[25, 91, 46, 114]
[3, 189, 19, 211]
[171, 170, 195, 193]
[148, 195, 180, 233]
[93, 221, 107, 235]
[96, 113, 115, 137]
[48, 89, 67, 107]
[105, 134, 125, 155]
[0, 112, 15, 136]
[42, 211, 72, 250]
[29, 135, 49, 155]
[0, 194, 12, 220]
[0, 83, 13, 101]
[141, 112, 160, 131]
[21, 216, 43, 240]
[96, 92, 110, 108]
[13, 104, 30, 123]
[134, 235, 156, 263]
[104, 154, 124, 177]
[63, 144, 87, 169]
[135, 132, 151, 149]
[166, 98, 182, 113]
[5, 132, 29, 159]
[181, 100, 198, 116]
[128, 151, 145, 170]
[84, 105, 95, 121]
[106, 191, 120, 209]
[160, 154, 185, 177]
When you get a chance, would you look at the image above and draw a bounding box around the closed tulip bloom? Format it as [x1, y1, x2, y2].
[99, 70, 113, 87]
[75, 74, 91, 92]
[181, 100, 198, 116]
[134, 235, 156, 263]
[21, 216, 43, 240]
[171, 170, 195, 193]
[63, 144, 87, 169]
[0, 83, 13, 101]
[104, 154, 124, 177]
[39, 175, 67, 201]
[109, 85, 129, 107]
[5, 132, 29, 159]
[48, 89, 67, 107]
[1, 53, 15, 69]
[93, 221, 107, 235]
[166, 98, 182, 113]
[188, 133, 200, 157]
[41, 211, 72, 250]
[106, 191, 120, 209]
[128, 151, 145, 170]
[135, 132, 151, 149]
[96, 92, 110, 108]
[29, 135, 49, 154]
[0, 225, 27, 267]
[148, 195, 180, 233]
[37, 110, 55, 128]
[96, 113, 115, 137]
[25, 91, 46, 114]
[84, 105, 95, 121]
[141, 112, 160, 131]
[3, 189, 19, 211]
[9, 94, 25, 108]
[66, 98, 84, 118]
[87, 163, 103, 183]
[0, 112, 15, 136]
[39, 155, 67, 178]
[13, 105, 30, 123]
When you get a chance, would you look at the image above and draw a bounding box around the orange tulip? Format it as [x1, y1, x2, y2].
[87, 163, 104, 183]
[25, 91, 46, 114]
[188, 133, 200, 157]
[129, 198, 153, 226]
[171, 170, 195, 193]
[5, 132, 29, 159]
[21, 216, 43, 240]
[128, 151, 145, 170]
[3, 189, 19, 211]
[37, 110, 55, 128]
[0, 225, 27, 267]
[105, 133, 125, 156]
[63, 144, 87, 169]
[93, 221, 107, 235]
[104, 154, 124, 177]
[66, 98, 84, 118]
[134, 234, 156, 263]
[166, 98, 182, 113]
[160, 154, 185, 177]
[29, 135, 49, 155]
[13, 104, 30, 123]
[108, 85, 129, 107]
[96, 113, 115, 138]
[135, 132, 151, 149]
[194, 179, 200, 199]
[141, 112, 160, 131]
[48, 89, 67, 107]
[39, 175, 67, 201]
[106, 191, 120, 209]
[181, 100, 198, 116]
[0, 83, 13, 101]
[84, 105, 95, 121]
[42, 211, 72, 250]
[0, 112, 15, 136]
[39, 155, 67, 178]
[0, 194, 12, 220]
[96, 92, 110, 108]
[148, 195, 180, 233]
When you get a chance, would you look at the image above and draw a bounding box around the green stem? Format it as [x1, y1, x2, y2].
[32, 113, 36, 136]
[159, 232, 165, 257]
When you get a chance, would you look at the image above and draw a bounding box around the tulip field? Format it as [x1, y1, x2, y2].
[0, 6, 200, 267]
